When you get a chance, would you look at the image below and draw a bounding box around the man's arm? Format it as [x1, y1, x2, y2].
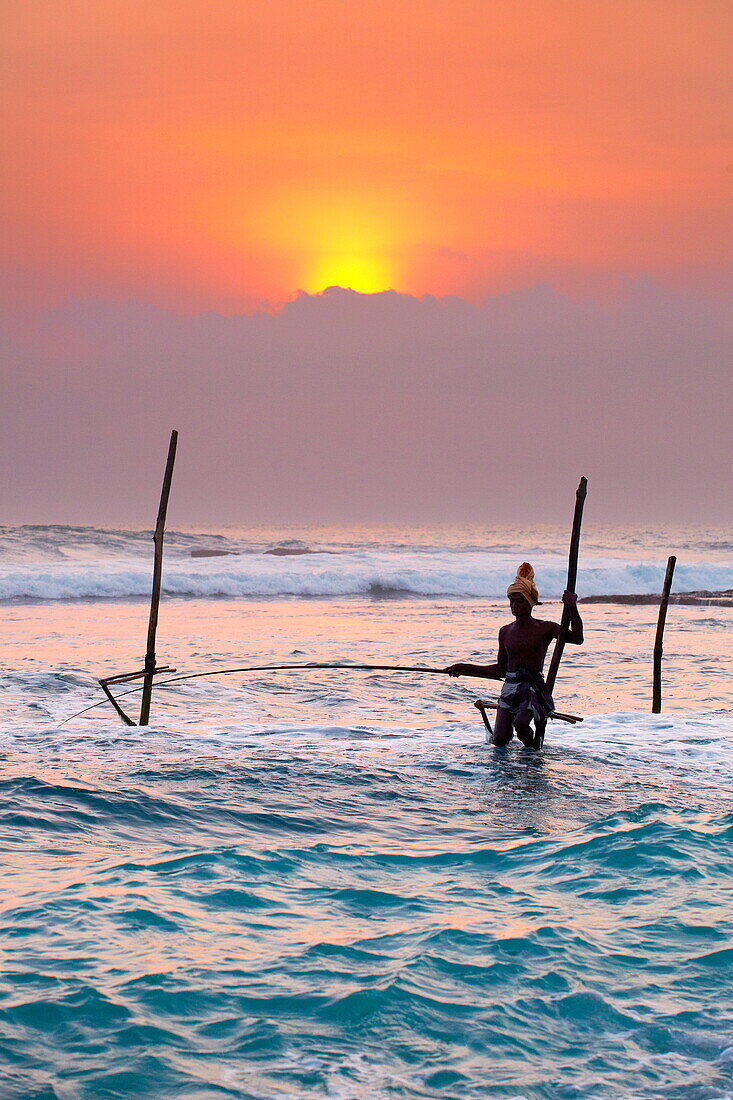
[444, 631, 508, 679]
[562, 590, 584, 645]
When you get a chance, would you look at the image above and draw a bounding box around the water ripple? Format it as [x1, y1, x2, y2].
[0, 728, 732, 1097]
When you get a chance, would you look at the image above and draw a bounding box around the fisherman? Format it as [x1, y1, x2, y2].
[444, 563, 583, 747]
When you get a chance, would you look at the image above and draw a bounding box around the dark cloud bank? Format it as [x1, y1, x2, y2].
[2, 283, 730, 525]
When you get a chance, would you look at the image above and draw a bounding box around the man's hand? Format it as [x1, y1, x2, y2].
[444, 661, 504, 679]
[444, 663, 470, 677]
[561, 590, 584, 645]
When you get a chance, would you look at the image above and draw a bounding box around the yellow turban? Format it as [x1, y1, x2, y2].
[507, 562, 539, 607]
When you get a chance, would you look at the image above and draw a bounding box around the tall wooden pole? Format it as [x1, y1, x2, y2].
[545, 477, 588, 695]
[652, 555, 676, 714]
[139, 430, 178, 726]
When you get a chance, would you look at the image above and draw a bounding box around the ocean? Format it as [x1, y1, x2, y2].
[1, 523, 732, 1099]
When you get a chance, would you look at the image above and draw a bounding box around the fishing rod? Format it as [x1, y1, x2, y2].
[60, 664, 450, 724]
[59, 662, 582, 726]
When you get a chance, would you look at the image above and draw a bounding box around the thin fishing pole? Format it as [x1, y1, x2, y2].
[59, 662, 457, 724]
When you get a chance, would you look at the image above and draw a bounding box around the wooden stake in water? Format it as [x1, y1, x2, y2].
[545, 477, 588, 695]
[652, 555, 677, 714]
[139, 430, 178, 726]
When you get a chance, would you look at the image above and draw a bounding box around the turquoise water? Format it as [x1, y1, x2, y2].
[1, 525, 732, 1098]
[2, 720, 733, 1099]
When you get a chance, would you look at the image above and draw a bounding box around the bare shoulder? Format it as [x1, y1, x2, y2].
[539, 618, 561, 637]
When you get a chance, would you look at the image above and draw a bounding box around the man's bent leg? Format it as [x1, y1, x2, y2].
[492, 707, 514, 746]
[514, 709, 536, 747]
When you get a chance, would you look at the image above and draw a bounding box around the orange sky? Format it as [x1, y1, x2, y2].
[2, 0, 731, 311]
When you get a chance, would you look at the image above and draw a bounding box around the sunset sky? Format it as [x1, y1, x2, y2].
[1, 1, 731, 522]
[4, 0, 730, 311]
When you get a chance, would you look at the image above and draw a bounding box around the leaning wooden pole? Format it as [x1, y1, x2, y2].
[652, 555, 676, 714]
[139, 430, 178, 726]
[545, 477, 588, 695]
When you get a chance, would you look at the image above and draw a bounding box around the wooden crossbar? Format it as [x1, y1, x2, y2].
[474, 699, 583, 724]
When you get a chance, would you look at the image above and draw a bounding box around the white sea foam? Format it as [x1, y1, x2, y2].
[0, 552, 731, 601]
[0, 523, 730, 600]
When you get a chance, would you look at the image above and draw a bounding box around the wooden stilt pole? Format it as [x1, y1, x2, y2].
[474, 699, 494, 742]
[652, 555, 676, 714]
[545, 477, 588, 695]
[139, 430, 178, 726]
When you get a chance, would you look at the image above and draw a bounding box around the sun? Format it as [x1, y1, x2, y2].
[305, 252, 393, 294]
[253, 190, 415, 296]
[301, 202, 399, 293]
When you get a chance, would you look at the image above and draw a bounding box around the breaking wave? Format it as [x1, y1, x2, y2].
[0, 556, 732, 601]
[0, 524, 731, 602]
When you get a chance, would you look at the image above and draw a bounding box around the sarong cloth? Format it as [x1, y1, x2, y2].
[497, 668, 554, 724]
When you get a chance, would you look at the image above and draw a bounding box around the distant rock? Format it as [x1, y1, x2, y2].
[264, 544, 339, 556]
[581, 590, 733, 606]
[190, 545, 339, 558]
